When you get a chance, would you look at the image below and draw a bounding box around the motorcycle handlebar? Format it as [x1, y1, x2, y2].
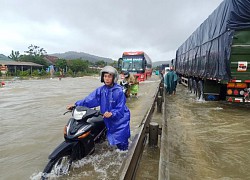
[63, 106, 76, 115]
[63, 106, 103, 116]
[63, 110, 71, 115]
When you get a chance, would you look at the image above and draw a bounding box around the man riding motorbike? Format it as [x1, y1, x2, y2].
[122, 71, 139, 97]
[67, 66, 131, 151]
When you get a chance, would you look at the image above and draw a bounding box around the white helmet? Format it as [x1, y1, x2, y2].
[100, 66, 119, 83]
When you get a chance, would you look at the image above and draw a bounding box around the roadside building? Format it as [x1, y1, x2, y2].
[0, 54, 43, 76]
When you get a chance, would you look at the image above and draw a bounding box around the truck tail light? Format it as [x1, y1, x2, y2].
[227, 83, 235, 88]
[239, 90, 245, 95]
[235, 83, 247, 89]
[227, 89, 233, 95]
[233, 89, 239, 95]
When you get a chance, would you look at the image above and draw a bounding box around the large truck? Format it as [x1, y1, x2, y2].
[175, 0, 250, 103]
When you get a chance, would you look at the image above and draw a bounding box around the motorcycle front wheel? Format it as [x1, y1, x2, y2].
[42, 155, 72, 178]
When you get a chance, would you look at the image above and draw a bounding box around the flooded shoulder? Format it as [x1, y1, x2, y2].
[165, 85, 250, 179]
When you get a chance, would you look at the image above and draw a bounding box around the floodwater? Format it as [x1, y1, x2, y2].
[165, 85, 250, 180]
[2, 76, 249, 180]
[0, 76, 160, 180]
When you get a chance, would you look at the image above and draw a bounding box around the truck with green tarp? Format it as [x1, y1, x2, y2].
[174, 0, 250, 103]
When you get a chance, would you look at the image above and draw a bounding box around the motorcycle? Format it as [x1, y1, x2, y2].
[120, 79, 130, 98]
[42, 106, 106, 179]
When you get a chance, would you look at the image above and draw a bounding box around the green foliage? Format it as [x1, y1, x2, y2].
[6, 45, 109, 79]
[0, 71, 2, 77]
[109, 60, 118, 68]
[67, 69, 74, 77]
[13, 44, 49, 66]
[95, 60, 106, 67]
[9, 44, 48, 66]
[24, 44, 47, 57]
[54, 71, 60, 76]
[87, 67, 99, 74]
[16, 70, 21, 76]
[76, 71, 84, 77]
[31, 70, 40, 76]
[8, 50, 20, 61]
[19, 70, 30, 76]
[55, 59, 67, 69]
[40, 69, 47, 76]
[67, 59, 89, 74]
[6, 71, 11, 76]
[19, 54, 48, 66]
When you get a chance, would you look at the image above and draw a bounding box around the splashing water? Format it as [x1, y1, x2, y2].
[30, 142, 128, 180]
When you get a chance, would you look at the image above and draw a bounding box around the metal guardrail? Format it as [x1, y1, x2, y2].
[119, 82, 161, 180]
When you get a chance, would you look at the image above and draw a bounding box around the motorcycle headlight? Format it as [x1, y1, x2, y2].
[73, 109, 87, 120]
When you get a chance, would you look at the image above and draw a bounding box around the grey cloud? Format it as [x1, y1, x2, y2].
[0, 0, 223, 61]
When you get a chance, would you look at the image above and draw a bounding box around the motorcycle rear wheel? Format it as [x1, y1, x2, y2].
[42, 155, 72, 178]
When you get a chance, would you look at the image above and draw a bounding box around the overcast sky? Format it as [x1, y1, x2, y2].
[1, 0, 224, 62]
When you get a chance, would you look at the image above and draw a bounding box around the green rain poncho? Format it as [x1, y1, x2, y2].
[164, 70, 178, 94]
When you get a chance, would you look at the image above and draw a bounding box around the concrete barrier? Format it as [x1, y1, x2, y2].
[149, 122, 159, 147]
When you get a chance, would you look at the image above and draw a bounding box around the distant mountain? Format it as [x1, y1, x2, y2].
[50, 51, 114, 63]
[0, 54, 12, 61]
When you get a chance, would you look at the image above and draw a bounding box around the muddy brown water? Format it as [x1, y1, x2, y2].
[0, 76, 160, 180]
[2, 76, 248, 180]
[163, 85, 250, 180]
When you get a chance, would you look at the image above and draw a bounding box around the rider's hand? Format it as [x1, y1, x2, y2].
[103, 112, 112, 118]
[66, 104, 75, 110]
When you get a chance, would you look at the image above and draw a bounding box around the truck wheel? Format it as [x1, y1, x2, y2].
[197, 81, 204, 100]
[192, 79, 197, 95]
[188, 78, 192, 92]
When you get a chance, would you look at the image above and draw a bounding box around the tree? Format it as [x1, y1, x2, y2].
[67, 59, 89, 75]
[8, 50, 20, 61]
[95, 60, 106, 67]
[110, 60, 118, 68]
[55, 59, 67, 70]
[19, 54, 48, 66]
[19, 44, 48, 66]
[24, 44, 47, 57]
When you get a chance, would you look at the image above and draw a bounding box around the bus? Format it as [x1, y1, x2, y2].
[118, 51, 153, 82]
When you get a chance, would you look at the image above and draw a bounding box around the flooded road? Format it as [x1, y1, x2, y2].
[2, 76, 249, 180]
[165, 85, 250, 180]
[0, 77, 105, 180]
[0, 76, 160, 180]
